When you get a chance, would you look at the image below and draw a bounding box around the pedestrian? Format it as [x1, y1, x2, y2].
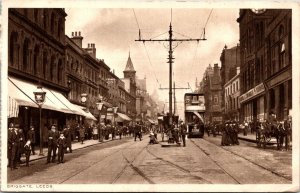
[243, 121, 248, 136]
[27, 125, 36, 155]
[8, 123, 18, 170]
[17, 128, 25, 164]
[79, 125, 85, 144]
[24, 140, 31, 167]
[118, 126, 122, 140]
[134, 124, 142, 141]
[46, 124, 59, 164]
[57, 133, 67, 164]
[180, 122, 187, 147]
[63, 125, 72, 153]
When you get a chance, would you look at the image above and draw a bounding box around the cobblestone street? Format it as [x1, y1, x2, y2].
[8, 136, 292, 184]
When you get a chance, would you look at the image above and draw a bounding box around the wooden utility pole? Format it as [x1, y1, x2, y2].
[136, 23, 206, 126]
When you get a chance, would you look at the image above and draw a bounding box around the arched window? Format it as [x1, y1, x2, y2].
[34, 9, 39, 23]
[57, 17, 62, 38]
[50, 12, 55, 33]
[33, 45, 40, 76]
[57, 59, 62, 83]
[43, 10, 48, 30]
[279, 25, 284, 39]
[9, 32, 18, 67]
[43, 50, 48, 79]
[22, 38, 30, 72]
[50, 55, 56, 81]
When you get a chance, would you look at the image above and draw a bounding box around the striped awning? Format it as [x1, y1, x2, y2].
[8, 96, 19, 118]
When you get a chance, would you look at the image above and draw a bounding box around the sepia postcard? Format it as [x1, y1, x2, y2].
[0, 0, 299, 192]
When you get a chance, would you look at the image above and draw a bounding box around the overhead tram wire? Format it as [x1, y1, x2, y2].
[190, 9, 213, 86]
[142, 44, 161, 86]
[132, 8, 162, 87]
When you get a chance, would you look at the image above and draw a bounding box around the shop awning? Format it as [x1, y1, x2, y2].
[72, 104, 97, 121]
[193, 112, 204, 124]
[9, 77, 59, 111]
[116, 113, 132, 122]
[8, 77, 85, 116]
[8, 96, 19, 118]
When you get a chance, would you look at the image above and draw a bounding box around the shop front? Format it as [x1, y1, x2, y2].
[239, 83, 266, 122]
[8, 77, 89, 145]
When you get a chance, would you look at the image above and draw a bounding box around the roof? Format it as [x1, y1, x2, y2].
[124, 52, 135, 72]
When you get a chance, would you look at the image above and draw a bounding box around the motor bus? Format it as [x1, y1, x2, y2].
[184, 93, 205, 138]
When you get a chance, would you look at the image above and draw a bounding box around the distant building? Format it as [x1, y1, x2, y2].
[200, 64, 223, 123]
[122, 53, 137, 119]
[224, 67, 241, 121]
[237, 9, 292, 122]
[220, 44, 240, 120]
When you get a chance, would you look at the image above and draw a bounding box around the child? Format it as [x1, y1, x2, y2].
[24, 140, 31, 167]
[57, 133, 67, 164]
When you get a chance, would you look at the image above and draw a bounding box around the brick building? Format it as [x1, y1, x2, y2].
[220, 44, 241, 120]
[8, 8, 76, 143]
[199, 64, 223, 123]
[237, 9, 292, 122]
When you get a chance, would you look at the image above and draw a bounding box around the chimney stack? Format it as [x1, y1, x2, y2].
[85, 43, 96, 58]
[71, 31, 83, 48]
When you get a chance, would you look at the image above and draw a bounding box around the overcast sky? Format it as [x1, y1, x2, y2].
[65, 8, 240, 118]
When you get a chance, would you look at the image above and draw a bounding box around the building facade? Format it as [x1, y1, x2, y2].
[220, 44, 241, 120]
[8, 8, 69, 143]
[237, 9, 292, 122]
[200, 64, 223, 123]
[224, 67, 241, 121]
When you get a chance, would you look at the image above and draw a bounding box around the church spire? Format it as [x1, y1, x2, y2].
[124, 51, 135, 72]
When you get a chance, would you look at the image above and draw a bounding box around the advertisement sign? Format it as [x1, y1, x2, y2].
[239, 83, 265, 103]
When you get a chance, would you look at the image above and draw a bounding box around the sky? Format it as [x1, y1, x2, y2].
[65, 8, 240, 118]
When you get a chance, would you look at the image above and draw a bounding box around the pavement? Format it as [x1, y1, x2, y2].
[20, 135, 131, 163]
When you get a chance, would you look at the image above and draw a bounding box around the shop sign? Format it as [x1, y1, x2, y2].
[239, 83, 265, 103]
[212, 117, 223, 122]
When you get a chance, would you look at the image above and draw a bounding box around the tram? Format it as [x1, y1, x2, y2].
[184, 92, 205, 138]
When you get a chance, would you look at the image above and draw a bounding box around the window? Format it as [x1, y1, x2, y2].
[33, 45, 39, 75]
[279, 43, 286, 68]
[50, 12, 55, 33]
[43, 10, 48, 30]
[57, 59, 62, 83]
[9, 32, 18, 67]
[43, 50, 48, 79]
[50, 55, 55, 81]
[57, 18, 62, 38]
[22, 38, 30, 72]
[34, 9, 39, 23]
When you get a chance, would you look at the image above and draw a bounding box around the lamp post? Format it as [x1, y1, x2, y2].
[113, 107, 118, 140]
[97, 95, 104, 142]
[33, 85, 46, 156]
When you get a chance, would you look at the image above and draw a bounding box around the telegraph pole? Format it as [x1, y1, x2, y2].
[136, 23, 206, 127]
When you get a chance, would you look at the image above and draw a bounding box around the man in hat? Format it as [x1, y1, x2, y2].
[8, 123, 18, 170]
[63, 125, 72, 153]
[27, 125, 36, 155]
[179, 121, 187, 147]
[47, 124, 59, 164]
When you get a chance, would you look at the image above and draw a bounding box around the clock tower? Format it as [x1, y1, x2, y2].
[123, 52, 136, 83]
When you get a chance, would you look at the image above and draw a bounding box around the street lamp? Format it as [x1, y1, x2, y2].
[33, 85, 46, 156]
[113, 107, 118, 140]
[97, 95, 104, 142]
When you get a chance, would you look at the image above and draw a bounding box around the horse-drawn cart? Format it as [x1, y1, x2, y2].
[255, 121, 291, 150]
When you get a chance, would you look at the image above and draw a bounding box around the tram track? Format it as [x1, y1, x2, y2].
[199, 138, 292, 182]
[59, 141, 137, 184]
[112, 143, 154, 184]
[189, 139, 241, 184]
[146, 146, 213, 184]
